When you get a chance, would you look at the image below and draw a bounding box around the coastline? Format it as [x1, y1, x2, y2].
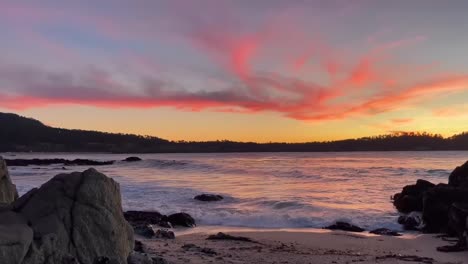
[141, 227, 468, 264]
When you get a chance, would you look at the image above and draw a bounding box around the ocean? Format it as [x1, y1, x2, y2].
[4, 151, 467, 231]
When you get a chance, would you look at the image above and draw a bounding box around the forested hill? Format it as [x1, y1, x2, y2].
[1, 112, 468, 153]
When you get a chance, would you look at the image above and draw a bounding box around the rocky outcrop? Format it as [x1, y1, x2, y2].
[449, 161, 468, 188]
[422, 184, 468, 232]
[0, 168, 134, 264]
[393, 179, 435, 213]
[125, 210, 195, 229]
[393, 161, 468, 234]
[0, 157, 19, 204]
[5, 158, 114, 167]
[194, 194, 223, 202]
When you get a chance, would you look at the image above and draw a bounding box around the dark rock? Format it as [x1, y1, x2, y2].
[167, 212, 196, 227]
[324, 221, 365, 232]
[134, 240, 144, 253]
[194, 194, 224, 202]
[127, 252, 168, 264]
[5, 158, 114, 167]
[151, 256, 169, 264]
[398, 211, 423, 230]
[124, 157, 142, 162]
[438, 203, 468, 251]
[13, 168, 134, 264]
[369, 228, 402, 236]
[0, 211, 33, 263]
[124, 211, 165, 226]
[181, 244, 216, 256]
[207, 232, 256, 242]
[134, 225, 156, 238]
[93, 256, 119, 264]
[0, 157, 18, 204]
[393, 179, 435, 213]
[422, 184, 468, 232]
[155, 229, 175, 239]
[449, 161, 468, 188]
[157, 221, 172, 228]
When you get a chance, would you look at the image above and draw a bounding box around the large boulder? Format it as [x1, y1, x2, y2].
[167, 213, 196, 227]
[12, 168, 134, 264]
[449, 161, 468, 188]
[393, 179, 435, 213]
[422, 184, 468, 232]
[0, 157, 19, 204]
[0, 211, 33, 264]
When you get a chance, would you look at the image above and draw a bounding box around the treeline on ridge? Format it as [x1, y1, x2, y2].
[1, 112, 468, 152]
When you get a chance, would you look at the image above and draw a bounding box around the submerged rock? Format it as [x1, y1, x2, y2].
[0, 157, 18, 204]
[11, 168, 134, 264]
[324, 221, 365, 232]
[124, 157, 142, 162]
[369, 228, 402, 236]
[194, 194, 224, 202]
[167, 212, 196, 227]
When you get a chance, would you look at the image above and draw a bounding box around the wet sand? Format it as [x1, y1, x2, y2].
[138, 228, 468, 264]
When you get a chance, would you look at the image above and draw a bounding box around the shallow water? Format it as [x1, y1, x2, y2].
[4, 151, 467, 231]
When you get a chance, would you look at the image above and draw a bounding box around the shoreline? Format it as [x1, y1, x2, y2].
[139, 228, 468, 264]
[173, 225, 415, 237]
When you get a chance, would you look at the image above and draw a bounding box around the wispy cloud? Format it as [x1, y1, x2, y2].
[1, 1, 467, 123]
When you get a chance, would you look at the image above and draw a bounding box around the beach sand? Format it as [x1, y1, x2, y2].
[138, 228, 468, 264]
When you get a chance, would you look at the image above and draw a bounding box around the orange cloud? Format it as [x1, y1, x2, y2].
[391, 118, 413, 124]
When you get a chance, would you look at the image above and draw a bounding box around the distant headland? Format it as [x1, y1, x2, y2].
[1, 112, 467, 153]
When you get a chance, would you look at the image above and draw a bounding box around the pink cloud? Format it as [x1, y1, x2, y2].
[0, 1, 466, 124]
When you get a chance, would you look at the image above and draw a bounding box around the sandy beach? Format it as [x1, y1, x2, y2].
[137, 228, 468, 264]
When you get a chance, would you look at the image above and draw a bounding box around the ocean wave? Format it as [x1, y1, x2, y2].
[426, 169, 449, 175]
[250, 200, 313, 210]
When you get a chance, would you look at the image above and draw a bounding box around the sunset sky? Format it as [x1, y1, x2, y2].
[1, 0, 468, 142]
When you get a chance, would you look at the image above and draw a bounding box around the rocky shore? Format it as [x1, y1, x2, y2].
[393, 161, 468, 251]
[0, 156, 157, 264]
